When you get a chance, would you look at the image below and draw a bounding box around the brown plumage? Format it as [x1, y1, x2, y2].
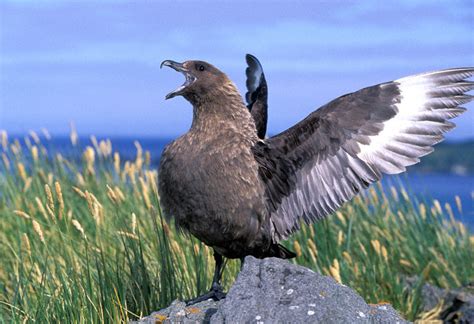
[159, 58, 474, 304]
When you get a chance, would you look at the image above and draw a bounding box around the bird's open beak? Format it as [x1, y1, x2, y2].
[161, 60, 197, 100]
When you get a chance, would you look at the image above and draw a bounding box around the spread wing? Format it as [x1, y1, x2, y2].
[253, 68, 474, 241]
[245, 54, 268, 139]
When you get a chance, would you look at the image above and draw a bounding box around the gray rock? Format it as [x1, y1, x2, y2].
[212, 256, 407, 323]
[405, 277, 474, 322]
[134, 256, 408, 323]
[133, 299, 220, 323]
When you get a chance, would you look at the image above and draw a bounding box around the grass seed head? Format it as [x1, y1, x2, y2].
[55, 181, 64, 220]
[21, 233, 31, 256]
[70, 122, 78, 146]
[17, 162, 27, 181]
[44, 184, 55, 212]
[131, 213, 137, 234]
[31, 146, 39, 162]
[114, 152, 121, 174]
[1, 130, 7, 150]
[35, 197, 49, 221]
[371, 239, 381, 256]
[32, 220, 45, 243]
[433, 200, 442, 215]
[342, 251, 352, 264]
[293, 240, 302, 257]
[72, 219, 85, 238]
[390, 186, 399, 201]
[23, 177, 33, 193]
[106, 185, 118, 204]
[329, 259, 342, 284]
[1, 153, 10, 170]
[14, 210, 31, 220]
[454, 195, 462, 214]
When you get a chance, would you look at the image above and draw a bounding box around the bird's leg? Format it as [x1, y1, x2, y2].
[185, 251, 226, 305]
[240, 257, 245, 270]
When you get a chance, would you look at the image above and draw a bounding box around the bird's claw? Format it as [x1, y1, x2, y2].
[185, 283, 226, 305]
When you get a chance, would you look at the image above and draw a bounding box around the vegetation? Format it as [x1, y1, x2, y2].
[0, 130, 472, 323]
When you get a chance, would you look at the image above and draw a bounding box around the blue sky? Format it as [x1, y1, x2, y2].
[1, 0, 473, 140]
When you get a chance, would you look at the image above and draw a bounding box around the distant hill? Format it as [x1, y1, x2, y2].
[410, 140, 474, 175]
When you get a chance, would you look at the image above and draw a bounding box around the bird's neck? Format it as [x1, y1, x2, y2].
[190, 82, 258, 140]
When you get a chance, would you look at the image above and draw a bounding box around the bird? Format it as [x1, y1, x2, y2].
[158, 55, 473, 304]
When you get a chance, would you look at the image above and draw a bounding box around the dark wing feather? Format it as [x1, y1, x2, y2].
[245, 54, 268, 139]
[253, 68, 474, 241]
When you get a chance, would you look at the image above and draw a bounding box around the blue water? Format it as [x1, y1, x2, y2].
[9, 136, 474, 229]
[383, 173, 473, 228]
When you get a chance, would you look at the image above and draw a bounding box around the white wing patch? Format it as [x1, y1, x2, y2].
[357, 69, 472, 174]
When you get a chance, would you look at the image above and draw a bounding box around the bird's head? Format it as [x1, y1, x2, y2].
[161, 60, 230, 104]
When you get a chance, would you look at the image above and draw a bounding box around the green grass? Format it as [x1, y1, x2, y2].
[0, 131, 472, 323]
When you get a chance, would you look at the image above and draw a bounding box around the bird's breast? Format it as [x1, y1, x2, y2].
[158, 131, 267, 248]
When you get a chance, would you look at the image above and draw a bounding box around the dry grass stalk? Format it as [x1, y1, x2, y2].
[337, 230, 344, 246]
[293, 240, 302, 257]
[134, 141, 143, 170]
[390, 186, 399, 201]
[55, 181, 64, 220]
[329, 259, 342, 284]
[433, 200, 442, 215]
[342, 251, 352, 264]
[23, 177, 33, 193]
[17, 162, 27, 181]
[335, 211, 346, 226]
[35, 197, 49, 221]
[72, 186, 86, 199]
[106, 185, 118, 204]
[1, 130, 7, 150]
[1, 152, 10, 170]
[31, 146, 39, 162]
[307, 238, 318, 259]
[139, 177, 152, 209]
[70, 122, 78, 146]
[40, 128, 51, 140]
[98, 139, 112, 157]
[44, 184, 55, 212]
[32, 220, 45, 243]
[114, 186, 125, 202]
[381, 245, 388, 263]
[371, 239, 381, 256]
[193, 243, 200, 255]
[21, 233, 31, 257]
[444, 203, 455, 225]
[454, 195, 462, 214]
[145, 150, 151, 167]
[14, 210, 31, 220]
[400, 259, 412, 268]
[83, 146, 95, 175]
[72, 219, 86, 238]
[418, 203, 426, 220]
[117, 231, 138, 240]
[76, 173, 85, 186]
[359, 242, 368, 256]
[131, 213, 137, 234]
[28, 131, 39, 145]
[114, 152, 121, 174]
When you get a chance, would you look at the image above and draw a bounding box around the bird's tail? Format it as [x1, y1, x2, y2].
[267, 244, 296, 259]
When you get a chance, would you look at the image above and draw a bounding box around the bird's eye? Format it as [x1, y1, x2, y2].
[198, 65, 205, 71]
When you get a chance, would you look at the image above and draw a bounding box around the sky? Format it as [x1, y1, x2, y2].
[0, 0, 473, 140]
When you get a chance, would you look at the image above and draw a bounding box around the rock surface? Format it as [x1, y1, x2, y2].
[405, 277, 474, 322]
[134, 256, 408, 323]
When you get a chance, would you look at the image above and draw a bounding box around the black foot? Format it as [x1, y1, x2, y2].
[185, 283, 226, 305]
